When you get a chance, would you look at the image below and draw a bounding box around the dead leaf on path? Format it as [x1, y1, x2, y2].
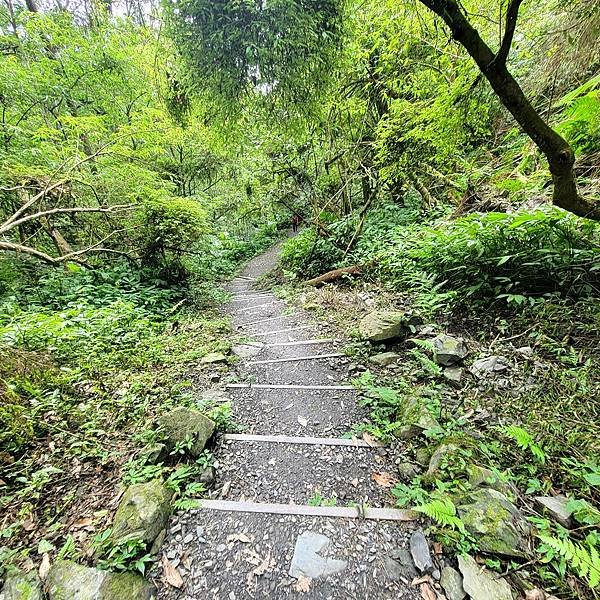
[73, 517, 94, 530]
[412, 575, 434, 586]
[432, 542, 443, 555]
[253, 551, 275, 576]
[162, 556, 184, 589]
[525, 589, 546, 600]
[371, 471, 398, 487]
[294, 575, 311, 592]
[297, 416, 308, 427]
[350, 478, 359, 487]
[22, 518, 35, 531]
[362, 432, 382, 447]
[227, 533, 252, 544]
[420, 582, 437, 600]
[38, 554, 51, 580]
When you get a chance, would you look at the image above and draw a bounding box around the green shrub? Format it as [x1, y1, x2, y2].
[281, 228, 344, 279]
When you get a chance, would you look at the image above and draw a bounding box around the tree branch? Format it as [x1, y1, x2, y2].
[495, 0, 523, 66]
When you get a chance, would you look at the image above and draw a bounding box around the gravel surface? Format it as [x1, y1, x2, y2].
[154, 239, 418, 599]
[153, 511, 419, 600]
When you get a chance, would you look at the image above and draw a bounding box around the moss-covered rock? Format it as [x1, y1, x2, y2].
[432, 334, 468, 366]
[0, 570, 43, 600]
[394, 397, 439, 440]
[158, 407, 215, 457]
[359, 310, 409, 342]
[457, 488, 531, 557]
[47, 560, 155, 600]
[111, 479, 172, 545]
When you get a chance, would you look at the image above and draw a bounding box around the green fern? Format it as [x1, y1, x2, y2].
[415, 497, 465, 533]
[502, 425, 546, 463]
[538, 534, 600, 589]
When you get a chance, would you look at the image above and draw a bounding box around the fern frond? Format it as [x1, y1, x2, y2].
[502, 425, 546, 463]
[415, 497, 465, 533]
[538, 534, 600, 589]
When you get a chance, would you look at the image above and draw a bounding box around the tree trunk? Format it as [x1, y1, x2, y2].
[420, 0, 599, 220]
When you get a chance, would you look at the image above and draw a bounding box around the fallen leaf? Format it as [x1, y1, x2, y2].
[432, 542, 443, 555]
[73, 517, 94, 529]
[294, 575, 311, 592]
[525, 590, 546, 600]
[420, 582, 437, 600]
[38, 554, 51, 580]
[162, 556, 184, 589]
[362, 432, 381, 447]
[227, 533, 252, 544]
[253, 551, 275, 576]
[22, 518, 35, 531]
[371, 471, 398, 488]
[297, 416, 308, 427]
[350, 478, 359, 487]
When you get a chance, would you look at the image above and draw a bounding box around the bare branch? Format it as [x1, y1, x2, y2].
[0, 204, 133, 235]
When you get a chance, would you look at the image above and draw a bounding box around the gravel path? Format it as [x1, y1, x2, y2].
[154, 240, 419, 599]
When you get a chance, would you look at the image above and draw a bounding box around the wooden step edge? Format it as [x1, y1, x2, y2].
[221, 433, 383, 448]
[198, 499, 419, 522]
[248, 353, 344, 365]
[226, 384, 354, 390]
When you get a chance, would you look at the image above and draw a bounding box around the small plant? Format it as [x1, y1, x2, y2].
[93, 530, 153, 575]
[501, 425, 546, 464]
[308, 490, 337, 507]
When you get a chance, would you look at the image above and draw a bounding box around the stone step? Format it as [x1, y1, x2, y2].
[155, 507, 420, 599]
[214, 439, 395, 506]
[251, 325, 312, 336]
[226, 383, 354, 390]
[265, 338, 334, 347]
[237, 300, 284, 313]
[221, 433, 382, 448]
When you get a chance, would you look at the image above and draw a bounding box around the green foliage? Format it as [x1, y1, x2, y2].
[164, 0, 344, 105]
[414, 497, 466, 534]
[538, 533, 600, 589]
[501, 426, 546, 464]
[93, 530, 153, 575]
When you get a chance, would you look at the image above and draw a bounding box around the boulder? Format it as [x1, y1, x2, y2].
[0, 570, 43, 600]
[458, 554, 513, 600]
[395, 397, 440, 440]
[440, 566, 466, 600]
[443, 366, 464, 384]
[140, 442, 167, 464]
[158, 407, 215, 457]
[432, 335, 468, 366]
[47, 561, 155, 600]
[359, 310, 409, 342]
[200, 352, 227, 364]
[534, 495, 573, 528]
[468, 464, 510, 494]
[111, 479, 172, 545]
[471, 355, 510, 377]
[426, 443, 460, 478]
[397, 462, 421, 481]
[458, 488, 531, 557]
[369, 352, 401, 367]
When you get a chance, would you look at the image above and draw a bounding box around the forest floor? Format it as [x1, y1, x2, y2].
[153, 242, 425, 599]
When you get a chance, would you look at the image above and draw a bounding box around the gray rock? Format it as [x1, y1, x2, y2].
[141, 442, 167, 464]
[359, 310, 409, 342]
[458, 555, 513, 600]
[289, 531, 347, 579]
[383, 547, 418, 581]
[471, 355, 510, 377]
[397, 462, 421, 481]
[198, 388, 230, 404]
[458, 488, 531, 557]
[426, 443, 460, 478]
[409, 529, 433, 573]
[199, 466, 216, 487]
[200, 352, 227, 364]
[158, 407, 215, 457]
[534, 495, 573, 528]
[369, 352, 401, 367]
[47, 560, 155, 600]
[111, 479, 172, 545]
[432, 335, 468, 366]
[440, 566, 466, 600]
[444, 366, 464, 383]
[231, 343, 263, 358]
[415, 447, 431, 467]
[0, 570, 43, 600]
